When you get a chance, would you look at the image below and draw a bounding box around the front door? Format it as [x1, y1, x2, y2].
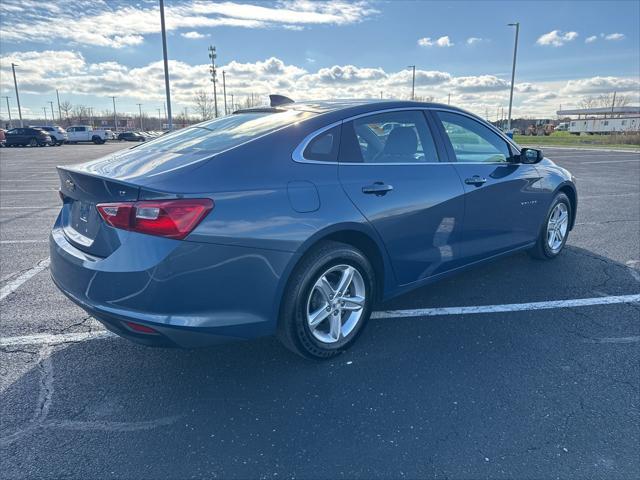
[433, 110, 545, 263]
[338, 110, 466, 286]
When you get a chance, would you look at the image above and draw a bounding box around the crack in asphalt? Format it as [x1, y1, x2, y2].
[0, 344, 182, 448]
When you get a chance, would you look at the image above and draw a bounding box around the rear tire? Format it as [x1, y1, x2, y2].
[529, 193, 571, 260]
[278, 241, 375, 359]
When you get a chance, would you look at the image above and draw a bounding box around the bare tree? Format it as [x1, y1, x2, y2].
[580, 93, 630, 111]
[578, 96, 597, 110]
[59, 100, 73, 124]
[242, 93, 263, 109]
[193, 90, 214, 120]
[413, 95, 435, 103]
[71, 104, 88, 122]
[596, 93, 630, 108]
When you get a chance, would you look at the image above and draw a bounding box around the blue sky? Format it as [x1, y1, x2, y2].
[0, 0, 638, 120]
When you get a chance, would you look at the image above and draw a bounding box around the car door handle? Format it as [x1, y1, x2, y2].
[464, 176, 487, 186]
[362, 182, 394, 196]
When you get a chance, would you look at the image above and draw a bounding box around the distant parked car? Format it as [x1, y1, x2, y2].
[94, 128, 116, 140]
[66, 125, 107, 144]
[31, 126, 67, 146]
[118, 131, 145, 142]
[5, 127, 52, 147]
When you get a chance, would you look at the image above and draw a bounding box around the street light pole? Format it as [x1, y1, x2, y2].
[222, 70, 227, 116]
[507, 22, 520, 132]
[3, 96, 12, 128]
[137, 103, 144, 130]
[208, 45, 218, 118]
[111, 96, 117, 132]
[159, 0, 173, 130]
[407, 65, 416, 100]
[43, 107, 48, 125]
[11, 63, 24, 127]
[48, 101, 55, 124]
[157, 108, 161, 128]
[56, 89, 62, 124]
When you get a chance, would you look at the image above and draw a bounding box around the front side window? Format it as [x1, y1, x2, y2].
[340, 110, 439, 163]
[436, 111, 510, 163]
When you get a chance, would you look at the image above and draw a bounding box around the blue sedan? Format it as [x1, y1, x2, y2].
[50, 98, 577, 358]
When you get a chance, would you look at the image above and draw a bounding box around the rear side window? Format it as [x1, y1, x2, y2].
[134, 110, 313, 154]
[302, 125, 341, 162]
[339, 110, 439, 163]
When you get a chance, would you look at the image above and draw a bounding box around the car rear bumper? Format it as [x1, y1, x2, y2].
[49, 219, 297, 348]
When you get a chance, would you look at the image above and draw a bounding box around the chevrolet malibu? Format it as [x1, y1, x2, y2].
[50, 98, 577, 359]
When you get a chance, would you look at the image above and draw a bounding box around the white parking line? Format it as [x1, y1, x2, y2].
[0, 258, 50, 301]
[0, 239, 49, 244]
[0, 331, 115, 347]
[0, 206, 57, 210]
[1, 294, 638, 347]
[578, 159, 640, 165]
[372, 294, 640, 319]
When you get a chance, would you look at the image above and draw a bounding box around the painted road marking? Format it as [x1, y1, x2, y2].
[0, 331, 115, 347]
[372, 294, 640, 319]
[0, 239, 49, 244]
[1, 294, 639, 347]
[0, 258, 50, 301]
[0, 206, 57, 210]
[577, 159, 640, 165]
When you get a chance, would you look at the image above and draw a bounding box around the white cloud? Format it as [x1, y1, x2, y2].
[181, 31, 207, 39]
[585, 35, 598, 43]
[466, 37, 483, 45]
[0, 0, 377, 48]
[436, 36, 454, 47]
[1, 49, 637, 119]
[449, 75, 508, 92]
[536, 30, 579, 47]
[562, 76, 640, 94]
[418, 35, 453, 47]
[604, 32, 625, 41]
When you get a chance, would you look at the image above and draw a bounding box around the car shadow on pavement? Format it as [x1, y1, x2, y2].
[1, 246, 639, 479]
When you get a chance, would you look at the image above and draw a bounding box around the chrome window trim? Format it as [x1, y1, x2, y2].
[291, 120, 342, 164]
[291, 106, 521, 165]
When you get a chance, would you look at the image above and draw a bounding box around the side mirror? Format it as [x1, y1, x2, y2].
[520, 147, 543, 164]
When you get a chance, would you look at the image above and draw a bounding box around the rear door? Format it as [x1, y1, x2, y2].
[338, 109, 466, 286]
[433, 110, 545, 263]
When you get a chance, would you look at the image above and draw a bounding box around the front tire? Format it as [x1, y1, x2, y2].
[529, 192, 571, 260]
[278, 241, 375, 359]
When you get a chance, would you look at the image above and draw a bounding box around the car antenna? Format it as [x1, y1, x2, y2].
[269, 94, 295, 107]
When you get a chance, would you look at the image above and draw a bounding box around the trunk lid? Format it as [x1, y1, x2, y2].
[57, 167, 140, 257]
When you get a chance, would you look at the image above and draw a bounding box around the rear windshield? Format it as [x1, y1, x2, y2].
[133, 110, 313, 154]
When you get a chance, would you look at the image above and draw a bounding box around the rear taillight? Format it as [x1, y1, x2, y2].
[96, 198, 213, 239]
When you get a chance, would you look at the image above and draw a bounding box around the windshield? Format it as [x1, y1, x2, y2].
[132, 110, 313, 154]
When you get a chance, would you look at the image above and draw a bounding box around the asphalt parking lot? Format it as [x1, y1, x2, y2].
[1, 143, 639, 479]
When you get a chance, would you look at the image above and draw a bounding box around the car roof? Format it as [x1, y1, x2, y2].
[236, 98, 473, 119]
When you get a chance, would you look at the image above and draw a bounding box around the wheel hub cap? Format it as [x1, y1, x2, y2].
[306, 264, 366, 344]
[546, 203, 569, 252]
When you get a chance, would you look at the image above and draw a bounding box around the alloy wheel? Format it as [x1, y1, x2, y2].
[546, 202, 569, 252]
[306, 264, 366, 344]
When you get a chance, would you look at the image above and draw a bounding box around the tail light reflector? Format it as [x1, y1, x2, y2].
[96, 198, 213, 239]
[124, 321, 159, 334]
